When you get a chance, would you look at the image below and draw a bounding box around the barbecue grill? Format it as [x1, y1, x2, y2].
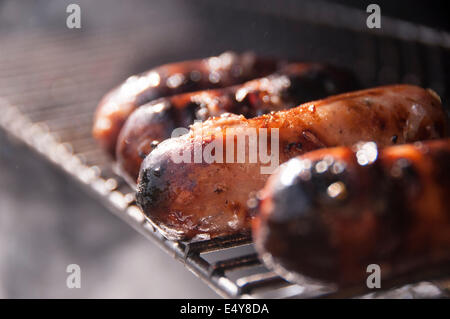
[0, 0, 449, 298]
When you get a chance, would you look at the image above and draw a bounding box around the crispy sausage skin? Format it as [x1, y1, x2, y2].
[117, 63, 358, 181]
[93, 52, 281, 156]
[136, 85, 447, 241]
[253, 139, 450, 288]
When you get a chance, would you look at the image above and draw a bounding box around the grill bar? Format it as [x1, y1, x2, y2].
[185, 234, 253, 256]
[209, 253, 260, 276]
[237, 272, 290, 295]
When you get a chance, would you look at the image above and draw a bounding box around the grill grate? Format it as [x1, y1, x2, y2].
[1, 4, 449, 298]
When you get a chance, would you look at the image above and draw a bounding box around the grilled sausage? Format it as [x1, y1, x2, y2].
[253, 138, 450, 288]
[93, 52, 281, 156]
[117, 63, 358, 181]
[136, 85, 447, 241]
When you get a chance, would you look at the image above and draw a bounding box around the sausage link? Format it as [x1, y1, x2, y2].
[253, 138, 450, 288]
[136, 85, 447, 241]
[117, 63, 358, 181]
[93, 52, 281, 156]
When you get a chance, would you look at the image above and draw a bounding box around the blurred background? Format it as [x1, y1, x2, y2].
[0, 0, 449, 298]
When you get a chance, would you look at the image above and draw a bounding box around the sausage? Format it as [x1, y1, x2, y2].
[136, 84, 447, 241]
[117, 63, 359, 181]
[93, 51, 281, 156]
[253, 138, 450, 288]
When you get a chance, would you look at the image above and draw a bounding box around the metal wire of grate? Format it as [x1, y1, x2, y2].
[0, 4, 449, 299]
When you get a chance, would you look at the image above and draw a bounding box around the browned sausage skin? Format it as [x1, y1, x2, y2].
[93, 52, 281, 156]
[117, 63, 359, 181]
[136, 85, 447, 241]
[253, 138, 450, 288]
